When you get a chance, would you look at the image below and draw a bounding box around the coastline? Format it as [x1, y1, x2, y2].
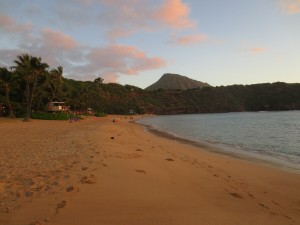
[139, 123, 300, 173]
[136, 114, 300, 173]
[1, 116, 300, 225]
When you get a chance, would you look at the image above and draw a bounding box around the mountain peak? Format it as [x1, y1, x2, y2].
[145, 73, 210, 91]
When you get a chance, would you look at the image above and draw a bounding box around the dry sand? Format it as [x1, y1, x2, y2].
[0, 116, 300, 225]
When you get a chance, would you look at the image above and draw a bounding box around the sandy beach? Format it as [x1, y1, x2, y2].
[0, 116, 300, 225]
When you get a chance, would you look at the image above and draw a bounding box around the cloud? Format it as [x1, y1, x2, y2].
[75, 44, 166, 81]
[0, 14, 14, 27]
[69, 71, 119, 83]
[154, 0, 195, 29]
[170, 33, 208, 45]
[240, 47, 266, 54]
[249, 47, 266, 53]
[280, 0, 300, 14]
[42, 28, 77, 50]
[0, 14, 32, 33]
[0, 1, 173, 84]
[1, 37, 166, 83]
[96, 0, 196, 39]
[100, 73, 119, 83]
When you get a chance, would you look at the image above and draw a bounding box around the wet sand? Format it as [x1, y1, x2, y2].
[0, 116, 300, 225]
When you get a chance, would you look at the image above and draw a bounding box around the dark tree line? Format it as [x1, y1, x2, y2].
[139, 83, 300, 114]
[1, 54, 300, 119]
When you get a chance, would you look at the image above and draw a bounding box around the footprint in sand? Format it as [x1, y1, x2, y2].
[248, 193, 255, 198]
[271, 200, 279, 206]
[229, 192, 243, 199]
[66, 185, 77, 192]
[283, 214, 294, 222]
[25, 191, 33, 197]
[258, 203, 270, 209]
[55, 200, 67, 213]
[135, 169, 146, 174]
[225, 190, 243, 199]
[80, 176, 96, 184]
[165, 158, 175, 162]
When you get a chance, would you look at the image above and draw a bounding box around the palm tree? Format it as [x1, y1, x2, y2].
[0, 67, 16, 117]
[13, 54, 49, 121]
[49, 66, 63, 101]
[34, 72, 49, 112]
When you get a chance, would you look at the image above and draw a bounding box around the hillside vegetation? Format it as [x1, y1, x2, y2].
[1, 54, 300, 119]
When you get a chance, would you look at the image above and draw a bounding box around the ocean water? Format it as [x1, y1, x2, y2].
[137, 111, 300, 171]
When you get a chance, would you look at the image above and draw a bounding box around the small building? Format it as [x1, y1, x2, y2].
[87, 107, 94, 115]
[46, 102, 70, 112]
[129, 109, 136, 115]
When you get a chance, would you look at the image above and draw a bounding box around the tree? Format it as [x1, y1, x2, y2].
[13, 54, 49, 121]
[94, 77, 103, 84]
[49, 66, 63, 101]
[34, 72, 49, 111]
[0, 67, 16, 117]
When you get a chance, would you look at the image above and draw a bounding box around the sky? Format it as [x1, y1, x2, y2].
[0, 0, 299, 88]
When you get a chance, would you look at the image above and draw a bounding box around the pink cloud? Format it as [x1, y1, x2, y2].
[0, 14, 32, 33]
[239, 47, 266, 54]
[95, 0, 196, 39]
[1, 21, 165, 83]
[154, 0, 195, 29]
[101, 73, 119, 83]
[280, 0, 300, 14]
[48, 0, 198, 40]
[10, 28, 84, 70]
[69, 72, 120, 83]
[249, 47, 266, 53]
[0, 14, 14, 27]
[170, 33, 208, 45]
[64, 44, 166, 82]
[106, 27, 136, 39]
[85, 44, 166, 77]
[42, 28, 77, 50]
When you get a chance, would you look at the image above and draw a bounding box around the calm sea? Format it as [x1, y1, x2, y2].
[137, 111, 300, 171]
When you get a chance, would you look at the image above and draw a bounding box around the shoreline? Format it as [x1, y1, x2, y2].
[136, 116, 300, 173]
[1, 117, 300, 225]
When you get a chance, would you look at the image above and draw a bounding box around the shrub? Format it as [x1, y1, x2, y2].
[31, 112, 70, 120]
[94, 112, 107, 117]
